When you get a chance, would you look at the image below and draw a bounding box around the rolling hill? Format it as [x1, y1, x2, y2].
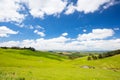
[0, 48, 120, 80]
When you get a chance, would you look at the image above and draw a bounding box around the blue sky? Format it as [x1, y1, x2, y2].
[0, 0, 120, 51]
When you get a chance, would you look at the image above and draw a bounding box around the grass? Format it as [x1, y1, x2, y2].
[0, 48, 120, 80]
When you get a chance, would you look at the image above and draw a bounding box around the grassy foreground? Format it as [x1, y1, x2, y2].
[0, 48, 120, 80]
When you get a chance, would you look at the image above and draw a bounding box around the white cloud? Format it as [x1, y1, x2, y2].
[0, 28, 120, 51]
[76, 0, 110, 14]
[103, 0, 120, 9]
[0, 0, 25, 22]
[62, 32, 68, 37]
[15, 23, 25, 28]
[0, 41, 20, 47]
[45, 36, 69, 43]
[0, 0, 119, 23]
[35, 25, 45, 30]
[34, 30, 45, 37]
[0, 37, 120, 51]
[103, 0, 115, 9]
[83, 29, 87, 32]
[0, 26, 18, 37]
[77, 28, 114, 40]
[28, 0, 67, 18]
[0, 28, 116, 51]
[1, 0, 67, 23]
[64, 3, 76, 15]
[65, 0, 118, 14]
[0, 0, 67, 22]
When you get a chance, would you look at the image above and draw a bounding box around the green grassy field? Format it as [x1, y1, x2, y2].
[0, 48, 120, 80]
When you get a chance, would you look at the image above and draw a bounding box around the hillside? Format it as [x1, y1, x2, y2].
[0, 48, 120, 80]
[0, 48, 68, 67]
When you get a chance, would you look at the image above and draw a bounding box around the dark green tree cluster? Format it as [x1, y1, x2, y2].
[87, 54, 97, 61]
[98, 49, 120, 59]
[0, 46, 36, 51]
[23, 47, 36, 51]
[87, 49, 120, 60]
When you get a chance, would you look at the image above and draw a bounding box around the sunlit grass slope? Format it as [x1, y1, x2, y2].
[0, 48, 69, 67]
[0, 48, 120, 80]
[70, 54, 120, 68]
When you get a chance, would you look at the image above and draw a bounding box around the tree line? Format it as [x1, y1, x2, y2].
[0, 46, 36, 51]
[87, 49, 120, 60]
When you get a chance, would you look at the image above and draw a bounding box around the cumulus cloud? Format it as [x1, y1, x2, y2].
[76, 0, 110, 14]
[0, 0, 25, 22]
[0, 0, 119, 23]
[64, 3, 76, 15]
[65, 0, 119, 14]
[83, 29, 87, 32]
[28, 0, 67, 18]
[0, 0, 67, 22]
[0, 26, 18, 37]
[0, 41, 20, 47]
[0, 37, 120, 51]
[77, 29, 114, 40]
[0, 28, 120, 51]
[62, 32, 68, 37]
[34, 30, 45, 37]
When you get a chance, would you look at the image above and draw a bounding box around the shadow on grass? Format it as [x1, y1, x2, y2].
[18, 50, 66, 61]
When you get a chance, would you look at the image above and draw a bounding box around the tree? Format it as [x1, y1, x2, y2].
[87, 56, 92, 60]
[98, 54, 103, 59]
[91, 55, 97, 60]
